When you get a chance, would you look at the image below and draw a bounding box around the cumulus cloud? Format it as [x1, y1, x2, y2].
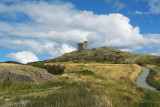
[144, 34, 160, 47]
[0, 0, 158, 60]
[141, 34, 160, 55]
[6, 51, 39, 64]
[59, 44, 76, 54]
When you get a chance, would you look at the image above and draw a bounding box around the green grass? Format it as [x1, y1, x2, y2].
[22, 82, 99, 107]
[0, 79, 64, 104]
[138, 90, 160, 107]
[1, 62, 160, 106]
[74, 69, 95, 76]
[146, 67, 160, 91]
[0, 79, 63, 91]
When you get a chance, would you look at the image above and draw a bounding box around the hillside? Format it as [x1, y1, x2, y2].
[31, 47, 160, 66]
[1, 47, 160, 106]
[11, 62, 159, 106]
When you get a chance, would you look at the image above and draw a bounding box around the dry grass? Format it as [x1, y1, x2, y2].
[146, 65, 160, 91]
[1, 62, 159, 106]
[47, 62, 147, 106]
[146, 65, 160, 82]
[50, 62, 142, 83]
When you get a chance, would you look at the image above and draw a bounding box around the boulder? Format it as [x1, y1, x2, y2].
[0, 63, 60, 83]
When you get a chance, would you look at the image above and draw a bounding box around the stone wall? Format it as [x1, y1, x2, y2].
[78, 41, 88, 51]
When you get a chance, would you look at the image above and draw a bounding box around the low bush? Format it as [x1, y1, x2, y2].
[43, 64, 65, 75]
[30, 62, 65, 75]
[75, 69, 95, 76]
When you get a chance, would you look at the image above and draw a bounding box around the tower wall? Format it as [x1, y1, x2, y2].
[77, 41, 88, 51]
[84, 41, 88, 50]
[78, 43, 84, 51]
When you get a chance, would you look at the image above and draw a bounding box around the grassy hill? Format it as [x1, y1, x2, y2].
[30, 46, 160, 66]
[8, 62, 159, 106]
[1, 47, 160, 106]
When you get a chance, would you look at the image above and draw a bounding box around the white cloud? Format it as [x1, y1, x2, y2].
[0, 1, 158, 60]
[150, 50, 160, 56]
[135, 11, 143, 15]
[113, 0, 125, 11]
[59, 44, 76, 54]
[106, 0, 125, 11]
[141, 34, 160, 55]
[6, 51, 39, 64]
[145, 34, 160, 43]
[0, 21, 13, 32]
[149, 0, 160, 14]
[150, 53, 157, 55]
[135, 0, 160, 14]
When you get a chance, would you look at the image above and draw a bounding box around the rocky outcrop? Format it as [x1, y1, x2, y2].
[0, 63, 60, 83]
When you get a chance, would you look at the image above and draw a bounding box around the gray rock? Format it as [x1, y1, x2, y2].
[0, 63, 60, 83]
[64, 73, 79, 78]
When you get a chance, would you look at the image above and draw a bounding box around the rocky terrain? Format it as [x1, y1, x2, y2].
[35, 46, 160, 66]
[0, 47, 160, 106]
[0, 63, 60, 83]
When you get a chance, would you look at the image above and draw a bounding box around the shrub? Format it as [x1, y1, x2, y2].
[44, 64, 65, 75]
[30, 63, 65, 75]
[75, 69, 95, 76]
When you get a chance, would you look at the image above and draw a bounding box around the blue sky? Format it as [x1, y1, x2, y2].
[0, 0, 160, 63]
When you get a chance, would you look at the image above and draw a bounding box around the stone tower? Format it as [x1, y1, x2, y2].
[84, 41, 88, 49]
[78, 41, 88, 51]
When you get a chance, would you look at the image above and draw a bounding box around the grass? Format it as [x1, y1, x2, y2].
[1, 62, 160, 106]
[0, 80, 63, 91]
[45, 62, 160, 106]
[74, 69, 95, 76]
[146, 65, 160, 91]
[25, 82, 99, 107]
[0, 80, 64, 104]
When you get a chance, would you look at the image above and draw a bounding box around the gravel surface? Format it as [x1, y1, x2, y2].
[136, 67, 158, 92]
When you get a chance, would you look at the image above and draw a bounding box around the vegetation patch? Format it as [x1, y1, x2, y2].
[0, 79, 63, 91]
[24, 82, 98, 107]
[74, 69, 95, 76]
[1, 62, 160, 106]
[30, 62, 65, 75]
[146, 67, 160, 91]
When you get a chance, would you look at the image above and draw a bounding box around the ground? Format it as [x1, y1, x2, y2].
[0, 62, 160, 106]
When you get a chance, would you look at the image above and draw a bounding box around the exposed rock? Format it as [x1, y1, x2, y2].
[64, 73, 79, 78]
[44, 46, 136, 63]
[0, 63, 60, 83]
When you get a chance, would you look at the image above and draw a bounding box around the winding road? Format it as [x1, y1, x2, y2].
[136, 67, 158, 92]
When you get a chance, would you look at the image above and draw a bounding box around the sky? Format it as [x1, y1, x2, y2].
[0, 0, 160, 64]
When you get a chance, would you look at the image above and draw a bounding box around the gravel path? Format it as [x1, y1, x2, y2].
[136, 67, 158, 92]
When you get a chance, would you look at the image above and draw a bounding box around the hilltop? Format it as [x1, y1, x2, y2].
[31, 46, 160, 66]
